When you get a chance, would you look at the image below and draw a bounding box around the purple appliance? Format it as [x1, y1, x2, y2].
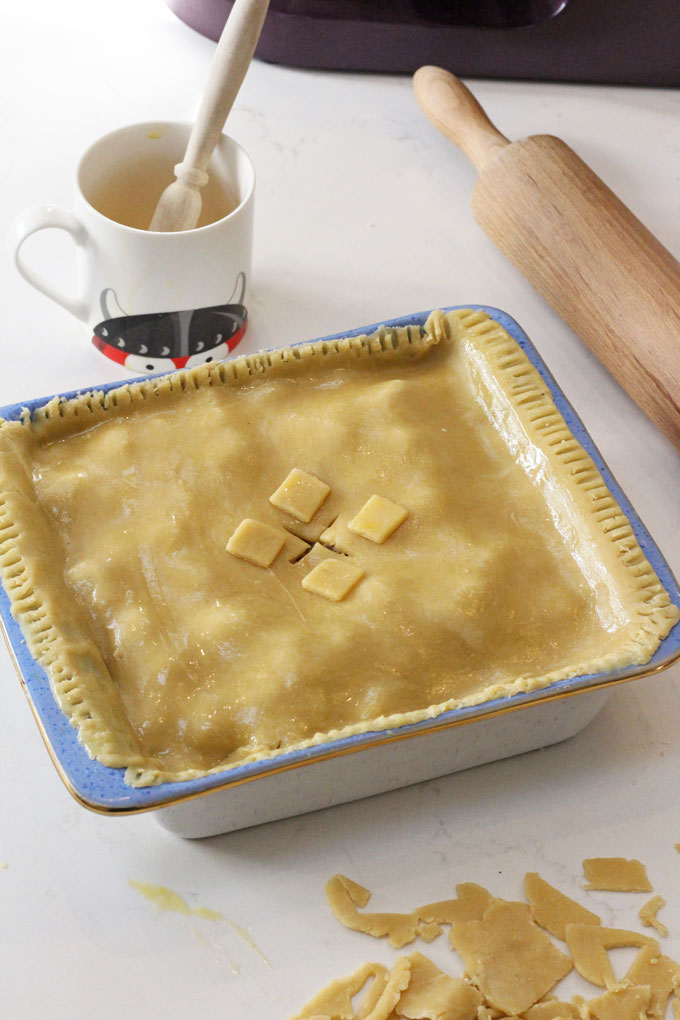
[166, 0, 680, 86]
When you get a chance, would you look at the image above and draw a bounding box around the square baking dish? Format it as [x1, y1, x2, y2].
[1, 305, 678, 838]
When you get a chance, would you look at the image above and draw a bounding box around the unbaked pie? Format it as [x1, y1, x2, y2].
[0, 309, 677, 786]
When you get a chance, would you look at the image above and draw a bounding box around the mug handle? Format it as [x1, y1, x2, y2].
[8, 205, 89, 322]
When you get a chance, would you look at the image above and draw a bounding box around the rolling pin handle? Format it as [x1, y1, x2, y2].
[413, 66, 509, 172]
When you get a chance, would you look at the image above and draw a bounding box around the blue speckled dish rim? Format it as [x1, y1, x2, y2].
[1, 305, 679, 814]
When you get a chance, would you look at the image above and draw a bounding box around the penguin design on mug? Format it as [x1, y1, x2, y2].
[91, 272, 247, 373]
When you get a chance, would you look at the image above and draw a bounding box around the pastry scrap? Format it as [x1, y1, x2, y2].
[582, 857, 652, 892]
[564, 923, 656, 987]
[586, 983, 652, 1020]
[293, 858, 680, 1020]
[292, 954, 480, 1020]
[292, 957, 412, 1020]
[394, 952, 482, 1019]
[449, 899, 572, 1015]
[353, 969, 393, 1020]
[325, 876, 494, 949]
[325, 875, 435, 948]
[287, 961, 390, 1020]
[524, 872, 600, 940]
[624, 943, 680, 1019]
[415, 883, 493, 928]
[639, 895, 668, 938]
[347, 495, 408, 544]
[367, 957, 412, 1020]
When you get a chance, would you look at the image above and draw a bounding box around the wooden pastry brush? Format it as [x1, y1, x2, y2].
[150, 0, 269, 232]
[413, 65, 680, 450]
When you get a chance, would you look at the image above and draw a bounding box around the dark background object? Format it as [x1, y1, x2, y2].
[166, 0, 680, 86]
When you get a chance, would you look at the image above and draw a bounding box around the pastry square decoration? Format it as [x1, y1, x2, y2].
[0, 309, 677, 788]
[301, 558, 365, 602]
[226, 518, 286, 568]
[269, 468, 330, 523]
[348, 494, 408, 544]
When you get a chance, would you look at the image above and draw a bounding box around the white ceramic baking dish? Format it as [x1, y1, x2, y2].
[1, 306, 678, 837]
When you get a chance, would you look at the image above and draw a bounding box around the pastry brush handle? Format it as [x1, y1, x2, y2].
[182, 0, 270, 174]
[413, 66, 509, 171]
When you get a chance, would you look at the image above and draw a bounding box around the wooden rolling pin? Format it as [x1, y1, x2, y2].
[413, 65, 680, 450]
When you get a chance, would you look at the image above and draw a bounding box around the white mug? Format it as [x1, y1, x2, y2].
[9, 122, 255, 374]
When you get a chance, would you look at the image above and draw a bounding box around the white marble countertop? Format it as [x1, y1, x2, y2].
[1, 2, 679, 1017]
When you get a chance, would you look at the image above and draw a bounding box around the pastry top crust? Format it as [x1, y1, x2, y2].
[0, 309, 677, 786]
